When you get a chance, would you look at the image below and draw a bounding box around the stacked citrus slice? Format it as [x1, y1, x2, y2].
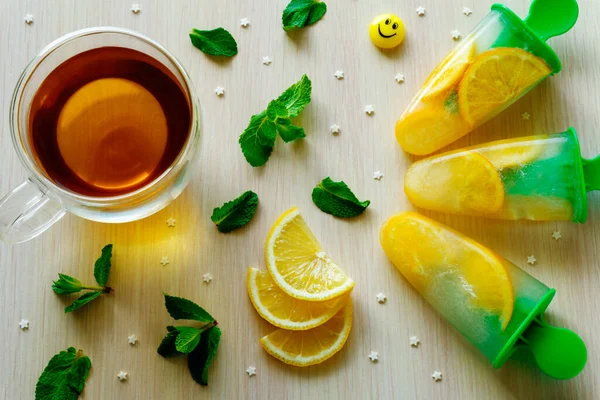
[247, 207, 354, 366]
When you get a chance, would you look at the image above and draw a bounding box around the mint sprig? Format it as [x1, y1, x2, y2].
[239, 75, 311, 167]
[312, 177, 371, 218]
[211, 191, 259, 233]
[189, 28, 238, 57]
[157, 294, 221, 386]
[283, 0, 327, 31]
[35, 347, 92, 400]
[52, 244, 113, 313]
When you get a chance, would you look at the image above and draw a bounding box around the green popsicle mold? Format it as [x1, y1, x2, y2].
[495, 128, 592, 223]
[559, 127, 599, 223]
[491, 0, 579, 74]
[493, 289, 587, 379]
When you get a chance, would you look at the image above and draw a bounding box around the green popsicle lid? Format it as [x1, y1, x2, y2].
[491, 0, 579, 74]
[493, 289, 587, 379]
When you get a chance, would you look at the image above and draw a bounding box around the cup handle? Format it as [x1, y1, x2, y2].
[0, 177, 66, 243]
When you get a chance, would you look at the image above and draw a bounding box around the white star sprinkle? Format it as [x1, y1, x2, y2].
[373, 171, 383, 180]
[131, 4, 141, 13]
[451, 30, 461, 40]
[330, 124, 340, 134]
[128, 334, 138, 345]
[395, 73, 405, 83]
[334, 70, 344, 80]
[552, 231, 562, 240]
[368, 351, 379, 362]
[160, 256, 169, 266]
[376, 293, 387, 304]
[432, 370, 443, 382]
[416, 6, 426, 16]
[240, 18, 250, 27]
[262, 56, 272, 65]
[521, 112, 531, 120]
[19, 319, 29, 330]
[410, 336, 420, 348]
[215, 86, 225, 96]
[166, 217, 176, 227]
[118, 371, 128, 381]
[203, 273, 213, 283]
[527, 255, 537, 265]
[24, 14, 34, 24]
[246, 366, 256, 376]
[463, 7, 473, 16]
[364, 105, 375, 115]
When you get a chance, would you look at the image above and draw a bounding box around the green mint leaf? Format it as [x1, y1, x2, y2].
[157, 326, 182, 358]
[93, 244, 113, 287]
[282, 0, 326, 31]
[282, 0, 313, 31]
[240, 76, 311, 167]
[188, 327, 222, 386]
[189, 28, 238, 57]
[52, 274, 84, 295]
[312, 177, 371, 218]
[276, 74, 312, 118]
[274, 118, 306, 142]
[35, 347, 92, 400]
[444, 90, 459, 114]
[64, 291, 103, 313]
[175, 326, 203, 354]
[211, 191, 259, 233]
[239, 111, 276, 167]
[164, 294, 215, 322]
[266, 100, 289, 121]
[306, 2, 327, 25]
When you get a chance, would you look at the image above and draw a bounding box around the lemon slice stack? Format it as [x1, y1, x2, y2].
[247, 207, 355, 367]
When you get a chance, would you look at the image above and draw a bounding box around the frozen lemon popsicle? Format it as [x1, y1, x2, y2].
[404, 128, 600, 222]
[395, 0, 578, 155]
[380, 212, 586, 379]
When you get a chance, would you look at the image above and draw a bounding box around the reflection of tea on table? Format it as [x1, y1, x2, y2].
[29, 47, 191, 196]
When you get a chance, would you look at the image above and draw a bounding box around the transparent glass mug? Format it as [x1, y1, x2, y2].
[0, 27, 201, 243]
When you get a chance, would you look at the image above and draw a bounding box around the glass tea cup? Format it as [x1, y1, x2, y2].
[0, 27, 201, 243]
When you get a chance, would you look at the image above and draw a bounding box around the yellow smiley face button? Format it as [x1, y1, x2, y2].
[369, 14, 405, 49]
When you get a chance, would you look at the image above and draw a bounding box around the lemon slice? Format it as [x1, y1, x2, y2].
[475, 135, 564, 170]
[395, 104, 470, 156]
[380, 212, 514, 330]
[247, 267, 349, 330]
[260, 302, 352, 367]
[265, 207, 355, 301]
[458, 47, 551, 127]
[404, 151, 505, 214]
[422, 40, 476, 100]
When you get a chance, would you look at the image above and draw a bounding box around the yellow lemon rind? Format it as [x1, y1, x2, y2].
[259, 302, 353, 367]
[247, 267, 349, 330]
[265, 207, 355, 302]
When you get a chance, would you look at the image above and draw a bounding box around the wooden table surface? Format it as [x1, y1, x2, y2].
[1, 0, 599, 399]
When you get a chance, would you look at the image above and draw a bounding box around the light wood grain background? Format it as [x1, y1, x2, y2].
[1, 0, 599, 399]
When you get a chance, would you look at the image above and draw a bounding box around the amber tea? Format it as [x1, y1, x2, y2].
[28, 47, 191, 197]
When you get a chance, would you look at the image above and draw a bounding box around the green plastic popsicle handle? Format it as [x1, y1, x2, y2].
[524, 0, 579, 42]
[582, 155, 600, 192]
[521, 316, 587, 379]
